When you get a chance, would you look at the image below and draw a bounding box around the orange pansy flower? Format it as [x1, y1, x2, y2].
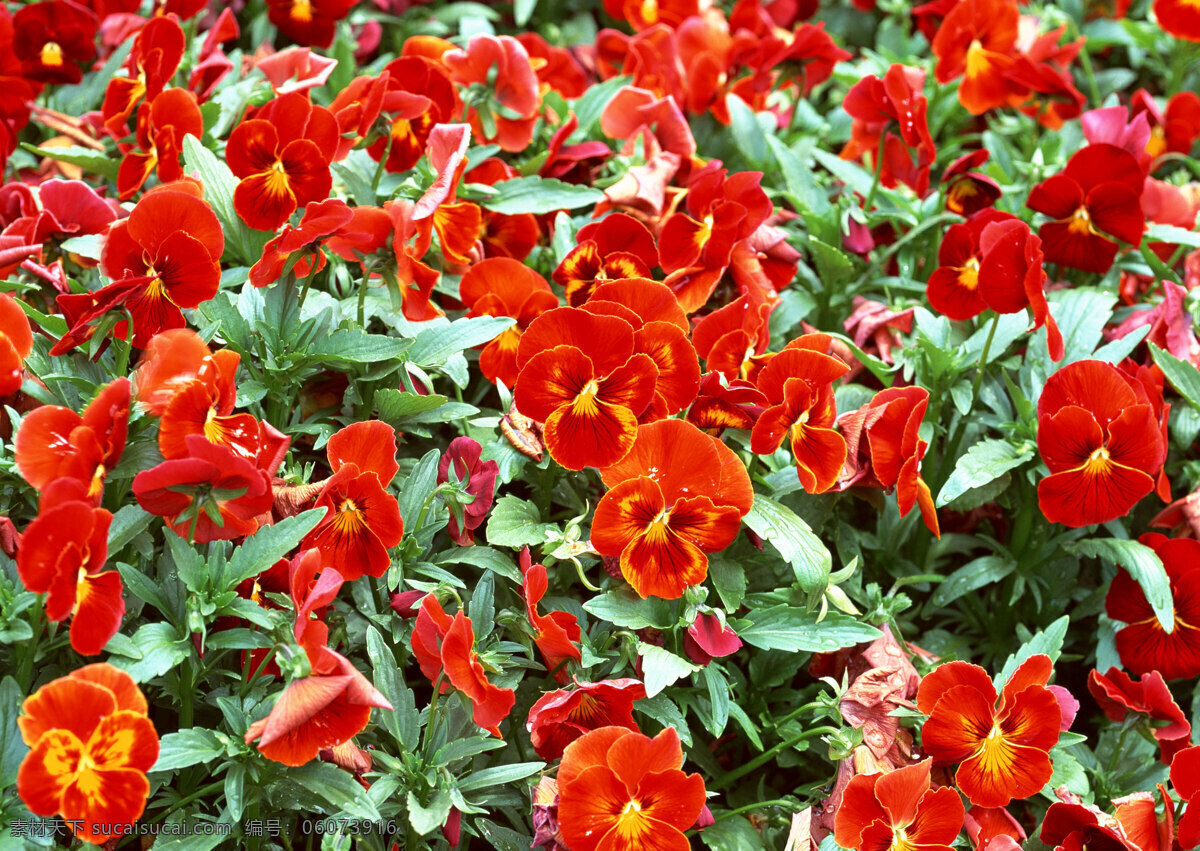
[834, 759, 965, 851]
[593, 419, 753, 599]
[100, 13, 185, 133]
[459, 257, 558, 388]
[557, 725, 706, 851]
[526, 678, 647, 760]
[931, 0, 1019, 115]
[117, 87, 204, 201]
[514, 307, 660, 471]
[521, 547, 582, 682]
[0, 292, 32, 395]
[553, 213, 660, 306]
[17, 665, 157, 844]
[301, 421, 404, 581]
[917, 655, 1065, 807]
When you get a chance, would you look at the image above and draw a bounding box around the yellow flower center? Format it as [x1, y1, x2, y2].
[1084, 446, 1112, 474]
[333, 499, 366, 534]
[572, 379, 601, 415]
[965, 39, 990, 78]
[1067, 205, 1094, 235]
[291, 0, 313, 22]
[203, 407, 226, 445]
[41, 41, 64, 67]
[959, 257, 980, 291]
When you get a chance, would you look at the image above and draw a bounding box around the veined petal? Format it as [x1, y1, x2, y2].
[70, 571, 126, 657]
[515, 344, 596, 424]
[955, 739, 1053, 808]
[17, 729, 85, 816]
[920, 684, 994, 764]
[544, 395, 641, 471]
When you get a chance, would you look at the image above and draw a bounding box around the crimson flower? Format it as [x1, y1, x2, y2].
[0, 293, 31, 395]
[592, 419, 753, 599]
[438, 436, 499, 546]
[552, 213, 659, 307]
[1107, 533, 1200, 681]
[227, 91, 336, 231]
[926, 209, 1016, 321]
[1088, 667, 1191, 763]
[684, 612, 743, 666]
[411, 594, 516, 737]
[265, 0, 353, 48]
[1026, 143, 1146, 274]
[18, 480, 121, 656]
[834, 759, 965, 851]
[1036, 360, 1166, 527]
[13, 0, 97, 85]
[976, 218, 1064, 361]
[1156, 0, 1200, 42]
[917, 655, 1066, 807]
[556, 726, 706, 851]
[116, 88, 203, 201]
[841, 65, 936, 193]
[1172, 746, 1200, 848]
[55, 185, 223, 353]
[443, 35, 541, 152]
[100, 14, 185, 133]
[526, 679, 646, 761]
[521, 548, 581, 682]
[250, 198, 354, 289]
[301, 421, 404, 581]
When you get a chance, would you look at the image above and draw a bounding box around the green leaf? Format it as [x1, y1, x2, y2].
[151, 729, 226, 773]
[165, 530, 207, 593]
[995, 614, 1070, 688]
[703, 666, 731, 736]
[568, 75, 629, 143]
[107, 505, 154, 553]
[584, 588, 671, 630]
[182, 135, 267, 264]
[366, 626, 420, 750]
[727, 96, 769, 167]
[408, 789, 453, 836]
[486, 495, 556, 548]
[436, 547, 521, 583]
[709, 556, 747, 612]
[398, 449, 440, 531]
[638, 643, 701, 698]
[1146, 223, 1200, 249]
[456, 761, 545, 792]
[807, 238, 856, 289]
[112, 622, 191, 681]
[116, 562, 176, 622]
[1150, 344, 1200, 416]
[59, 233, 105, 262]
[1064, 539, 1173, 631]
[275, 761, 381, 820]
[0, 676, 27, 788]
[409, 316, 514, 367]
[375, 389, 450, 422]
[514, 0, 537, 24]
[936, 439, 1034, 507]
[226, 510, 325, 587]
[472, 175, 604, 215]
[743, 496, 831, 593]
[476, 821, 533, 851]
[739, 607, 881, 653]
[925, 556, 1016, 610]
[310, 329, 411, 364]
[20, 143, 118, 180]
[636, 694, 693, 746]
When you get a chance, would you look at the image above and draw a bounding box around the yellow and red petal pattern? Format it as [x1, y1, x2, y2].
[616, 494, 738, 599]
[70, 571, 126, 657]
[558, 726, 634, 788]
[635, 322, 701, 419]
[515, 344, 596, 424]
[14, 406, 89, 488]
[86, 710, 158, 774]
[305, 468, 403, 581]
[19, 678, 115, 750]
[69, 664, 147, 716]
[591, 477, 666, 558]
[60, 765, 152, 844]
[543, 385, 646, 471]
[997, 681, 1064, 754]
[920, 683, 995, 764]
[234, 166, 299, 233]
[17, 729, 84, 816]
[634, 768, 707, 832]
[955, 739, 1053, 809]
[1036, 460, 1156, 527]
[599, 418, 722, 502]
[836, 772, 888, 849]
[791, 424, 848, 495]
[559, 765, 645, 851]
[874, 759, 934, 829]
[326, 420, 399, 485]
[517, 307, 637, 376]
[998, 654, 1053, 709]
[590, 279, 689, 332]
[158, 382, 260, 461]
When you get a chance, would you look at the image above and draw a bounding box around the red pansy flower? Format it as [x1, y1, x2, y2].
[834, 759, 965, 851]
[54, 185, 223, 353]
[18, 480, 122, 656]
[1172, 746, 1200, 848]
[556, 726, 706, 851]
[944, 150, 1002, 217]
[1088, 667, 1191, 763]
[1107, 533, 1200, 681]
[1026, 143, 1146, 274]
[1156, 0, 1200, 42]
[301, 421, 404, 582]
[1036, 359, 1166, 527]
[438, 436, 500, 546]
[691, 291, 776, 380]
[931, 0, 1019, 115]
[965, 805, 1027, 851]
[442, 35, 541, 153]
[592, 419, 753, 599]
[553, 213, 660, 307]
[411, 594, 516, 737]
[750, 340, 851, 494]
[17, 665, 157, 845]
[256, 46, 338, 94]
[363, 57, 459, 174]
[245, 641, 392, 767]
[514, 307, 660, 471]
[684, 612, 743, 666]
[15, 378, 131, 501]
[975, 218, 1065, 361]
[13, 0, 98, 85]
[116, 87, 204, 200]
[685, 371, 769, 436]
[526, 679, 646, 761]
[0, 293, 32, 395]
[459, 257, 558, 388]
[101, 14, 185, 133]
[249, 197, 354, 289]
[227, 91, 336, 231]
[264, 0, 353, 48]
[842, 65, 936, 192]
[521, 548, 581, 682]
[926, 209, 1017, 321]
[917, 655, 1065, 807]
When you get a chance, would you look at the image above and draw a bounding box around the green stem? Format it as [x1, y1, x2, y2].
[371, 134, 394, 197]
[423, 672, 445, 758]
[241, 648, 278, 698]
[179, 658, 194, 729]
[1069, 19, 1102, 107]
[156, 779, 225, 822]
[935, 312, 1000, 492]
[18, 603, 44, 692]
[771, 700, 826, 730]
[1140, 243, 1183, 286]
[714, 800, 800, 822]
[711, 725, 841, 789]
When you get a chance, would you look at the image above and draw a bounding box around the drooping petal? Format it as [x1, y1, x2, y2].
[70, 571, 126, 656]
[327, 420, 399, 485]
